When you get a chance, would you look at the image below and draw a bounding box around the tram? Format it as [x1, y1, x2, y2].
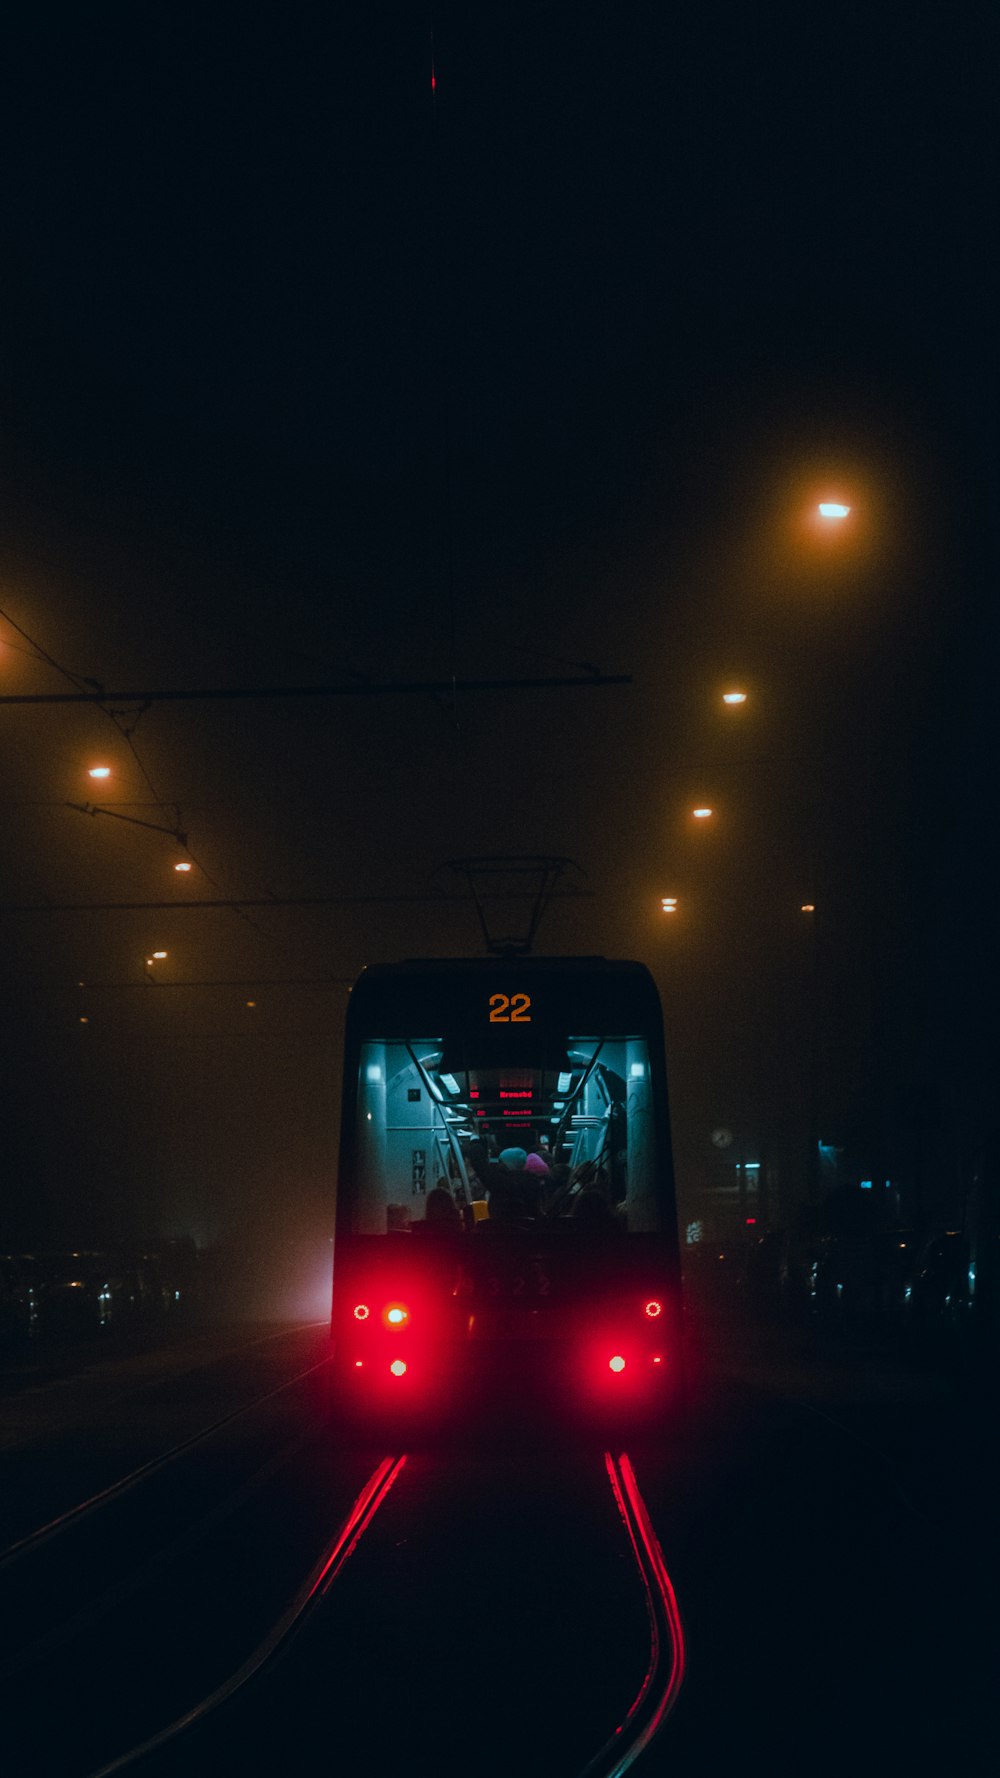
[331, 956, 683, 1422]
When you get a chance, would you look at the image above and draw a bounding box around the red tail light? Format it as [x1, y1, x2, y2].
[644, 1299, 663, 1319]
[353, 1303, 370, 1321]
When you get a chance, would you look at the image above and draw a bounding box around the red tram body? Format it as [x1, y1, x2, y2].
[331, 957, 683, 1424]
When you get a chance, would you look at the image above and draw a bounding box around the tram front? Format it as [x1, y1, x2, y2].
[331, 957, 683, 1423]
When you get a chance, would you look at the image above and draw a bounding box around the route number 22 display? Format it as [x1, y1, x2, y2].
[488, 993, 532, 1023]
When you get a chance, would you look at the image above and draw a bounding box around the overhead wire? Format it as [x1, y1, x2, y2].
[0, 604, 278, 943]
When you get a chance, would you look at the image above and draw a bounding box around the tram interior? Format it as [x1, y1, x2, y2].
[350, 1037, 662, 1236]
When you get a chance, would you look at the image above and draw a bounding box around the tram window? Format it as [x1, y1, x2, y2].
[346, 1035, 663, 1236]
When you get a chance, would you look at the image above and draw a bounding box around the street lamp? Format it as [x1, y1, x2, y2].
[722, 690, 747, 706]
[692, 807, 713, 820]
[88, 766, 111, 780]
[818, 502, 850, 520]
[174, 861, 193, 873]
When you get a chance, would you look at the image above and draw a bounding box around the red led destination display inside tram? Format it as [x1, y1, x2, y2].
[499, 1090, 533, 1099]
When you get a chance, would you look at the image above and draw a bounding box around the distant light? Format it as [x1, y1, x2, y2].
[152, 950, 167, 960]
[174, 861, 193, 874]
[88, 765, 111, 779]
[744, 1161, 760, 1170]
[860, 1179, 873, 1190]
[692, 807, 713, 819]
[145, 957, 155, 966]
[389, 1360, 407, 1378]
[652, 1355, 662, 1364]
[818, 502, 850, 519]
[608, 1355, 626, 1373]
[745, 1217, 757, 1225]
[246, 1000, 256, 1009]
[722, 691, 747, 705]
[801, 903, 816, 913]
[79, 1015, 89, 1024]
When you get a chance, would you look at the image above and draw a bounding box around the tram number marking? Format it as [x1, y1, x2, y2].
[488, 993, 532, 1023]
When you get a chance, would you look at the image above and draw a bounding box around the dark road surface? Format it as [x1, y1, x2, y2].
[0, 1317, 993, 1777]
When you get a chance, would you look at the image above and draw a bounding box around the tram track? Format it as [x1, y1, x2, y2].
[0, 1349, 332, 1571]
[84, 1453, 408, 1778]
[65, 1446, 683, 1778]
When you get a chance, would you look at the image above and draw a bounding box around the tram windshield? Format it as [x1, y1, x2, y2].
[345, 1035, 664, 1236]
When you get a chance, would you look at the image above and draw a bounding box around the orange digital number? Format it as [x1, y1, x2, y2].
[489, 993, 532, 1023]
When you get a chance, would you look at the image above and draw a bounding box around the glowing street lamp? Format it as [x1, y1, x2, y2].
[801, 903, 815, 913]
[151, 950, 168, 959]
[661, 896, 678, 913]
[722, 690, 747, 706]
[692, 807, 713, 820]
[174, 861, 193, 873]
[818, 502, 850, 520]
[88, 765, 111, 779]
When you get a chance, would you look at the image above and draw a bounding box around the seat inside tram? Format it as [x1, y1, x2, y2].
[347, 1034, 665, 1240]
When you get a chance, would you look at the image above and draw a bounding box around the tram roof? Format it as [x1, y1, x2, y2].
[344, 956, 663, 1033]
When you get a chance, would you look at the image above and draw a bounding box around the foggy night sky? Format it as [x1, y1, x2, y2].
[0, 5, 994, 1268]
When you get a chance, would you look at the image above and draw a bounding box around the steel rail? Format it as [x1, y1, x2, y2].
[0, 1330, 331, 1570]
[83, 1453, 406, 1778]
[573, 1452, 686, 1778]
